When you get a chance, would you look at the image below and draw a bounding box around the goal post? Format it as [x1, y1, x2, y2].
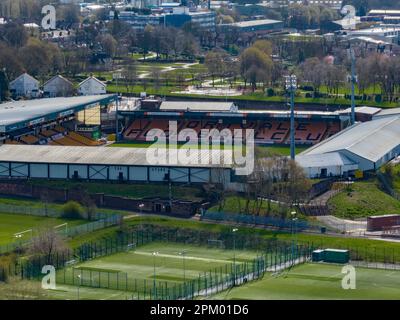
[126, 243, 136, 251]
[207, 239, 225, 249]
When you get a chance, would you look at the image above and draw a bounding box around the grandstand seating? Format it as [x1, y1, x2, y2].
[124, 119, 151, 140]
[53, 136, 86, 146]
[20, 135, 39, 145]
[40, 130, 58, 138]
[324, 122, 341, 139]
[54, 125, 67, 134]
[68, 132, 101, 146]
[294, 122, 327, 144]
[255, 121, 289, 143]
[122, 119, 343, 145]
[4, 139, 22, 145]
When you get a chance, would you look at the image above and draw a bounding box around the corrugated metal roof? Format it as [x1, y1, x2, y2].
[160, 101, 235, 112]
[300, 116, 400, 162]
[0, 95, 116, 129]
[296, 152, 357, 168]
[373, 107, 400, 117]
[230, 19, 283, 28]
[0, 145, 233, 168]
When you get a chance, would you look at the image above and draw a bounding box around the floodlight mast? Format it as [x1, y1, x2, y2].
[285, 75, 297, 160]
[349, 47, 356, 125]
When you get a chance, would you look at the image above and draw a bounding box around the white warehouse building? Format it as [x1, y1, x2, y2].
[296, 115, 400, 178]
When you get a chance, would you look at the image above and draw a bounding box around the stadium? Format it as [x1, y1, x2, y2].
[0, 94, 398, 181]
[0, 94, 400, 302]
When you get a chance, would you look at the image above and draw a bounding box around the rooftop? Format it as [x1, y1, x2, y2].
[229, 19, 283, 28]
[160, 101, 236, 112]
[300, 116, 400, 162]
[0, 145, 232, 168]
[0, 95, 116, 133]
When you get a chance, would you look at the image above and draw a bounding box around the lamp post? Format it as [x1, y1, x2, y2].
[348, 46, 357, 125]
[77, 274, 81, 300]
[291, 211, 297, 266]
[285, 75, 297, 160]
[179, 250, 187, 283]
[139, 203, 144, 215]
[152, 251, 159, 299]
[232, 228, 238, 285]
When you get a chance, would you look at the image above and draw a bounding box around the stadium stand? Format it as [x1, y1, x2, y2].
[295, 122, 328, 144]
[20, 135, 40, 145]
[4, 139, 22, 145]
[122, 119, 341, 145]
[68, 131, 102, 146]
[40, 129, 58, 139]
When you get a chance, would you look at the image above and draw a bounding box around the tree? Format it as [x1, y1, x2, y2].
[0, 69, 9, 102]
[29, 228, 70, 265]
[240, 47, 273, 91]
[137, 26, 154, 60]
[61, 201, 84, 220]
[0, 22, 28, 48]
[205, 49, 229, 87]
[122, 63, 138, 94]
[150, 66, 161, 91]
[98, 34, 117, 58]
[298, 57, 325, 94]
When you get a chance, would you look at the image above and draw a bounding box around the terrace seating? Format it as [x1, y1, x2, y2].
[20, 135, 39, 145]
[294, 122, 328, 144]
[54, 136, 85, 146]
[255, 121, 289, 143]
[137, 119, 171, 141]
[40, 129, 58, 138]
[325, 122, 341, 139]
[124, 119, 150, 140]
[54, 125, 67, 134]
[68, 131, 101, 146]
[5, 139, 22, 145]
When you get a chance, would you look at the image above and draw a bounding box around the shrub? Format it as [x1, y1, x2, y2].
[61, 201, 84, 220]
[266, 88, 275, 97]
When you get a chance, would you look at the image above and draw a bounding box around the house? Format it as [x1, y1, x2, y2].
[78, 76, 107, 96]
[43, 75, 75, 98]
[9, 73, 40, 99]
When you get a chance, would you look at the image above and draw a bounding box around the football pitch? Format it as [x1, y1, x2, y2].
[43, 241, 400, 300]
[211, 263, 400, 300]
[0, 212, 84, 246]
[47, 242, 261, 300]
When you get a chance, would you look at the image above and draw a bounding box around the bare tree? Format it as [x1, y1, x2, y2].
[29, 228, 70, 265]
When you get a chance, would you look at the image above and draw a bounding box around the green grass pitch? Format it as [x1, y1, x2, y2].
[0, 212, 84, 246]
[49, 242, 260, 300]
[210, 263, 400, 300]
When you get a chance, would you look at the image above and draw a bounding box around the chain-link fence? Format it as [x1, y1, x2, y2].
[202, 210, 323, 232]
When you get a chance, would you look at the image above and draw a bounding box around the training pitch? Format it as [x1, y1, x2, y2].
[47, 242, 260, 300]
[210, 263, 400, 300]
[0, 212, 84, 246]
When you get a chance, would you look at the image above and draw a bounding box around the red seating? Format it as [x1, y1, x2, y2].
[255, 122, 289, 143]
[294, 122, 327, 144]
[122, 119, 340, 145]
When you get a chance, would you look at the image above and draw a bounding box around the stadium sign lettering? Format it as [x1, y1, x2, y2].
[29, 118, 45, 126]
